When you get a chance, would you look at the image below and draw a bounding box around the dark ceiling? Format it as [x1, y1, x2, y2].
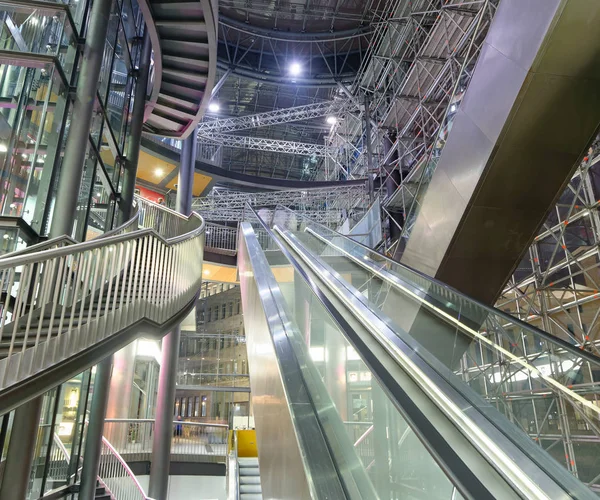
[202, 0, 388, 182]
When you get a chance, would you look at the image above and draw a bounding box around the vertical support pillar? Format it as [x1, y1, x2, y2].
[106, 341, 137, 419]
[364, 95, 375, 205]
[118, 32, 152, 225]
[149, 130, 196, 499]
[49, 0, 113, 238]
[0, 398, 43, 499]
[176, 131, 197, 216]
[79, 356, 113, 499]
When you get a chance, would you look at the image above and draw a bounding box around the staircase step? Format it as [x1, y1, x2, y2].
[240, 484, 262, 494]
[239, 467, 260, 476]
[240, 475, 261, 485]
[239, 457, 259, 467]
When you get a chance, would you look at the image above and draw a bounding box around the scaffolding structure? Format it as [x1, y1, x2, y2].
[492, 144, 600, 487]
[322, 0, 497, 252]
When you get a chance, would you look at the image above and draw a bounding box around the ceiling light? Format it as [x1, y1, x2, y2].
[450, 104, 457, 113]
[21, 153, 27, 159]
[155, 168, 164, 177]
[96, 192, 102, 197]
[203, 269, 210, 275]
[289, 62, 302, 76]
[326, 116, 337, 125]
[0, 144, 7, 153]
[37, 157, 45, 163]
[208, 102, 220, 113]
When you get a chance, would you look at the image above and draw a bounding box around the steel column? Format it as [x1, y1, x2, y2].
[118, 32, 152, 225]
[149, 132, 195, 498]
[49, 0, 113, 238]
[0, 397, 43, 499]
[79, 356, 113, 499]
[364, 95, 374, 204]
[106, 342, 137, 419]
[177, 130, 197, 216]
[148, 327, 180, 500]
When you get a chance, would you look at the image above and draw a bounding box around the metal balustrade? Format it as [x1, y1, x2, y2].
[104, 419, 228, 461]
[98, 437, 149, 500]
[205, 223, 238, 255]
[0, 195, 205, 408]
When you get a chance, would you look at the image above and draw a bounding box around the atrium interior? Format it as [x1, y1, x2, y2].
[1, 0, 600, 499]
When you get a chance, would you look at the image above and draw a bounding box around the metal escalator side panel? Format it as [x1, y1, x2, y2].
[401, 0, 600, 303]
[238, 222, 374, 500]
[275, 226, 595, 499]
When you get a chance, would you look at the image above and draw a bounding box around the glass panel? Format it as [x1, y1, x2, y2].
[0, 3, 77, 80]
[273, 206, 600, 484]
[248, 217, 459, 499]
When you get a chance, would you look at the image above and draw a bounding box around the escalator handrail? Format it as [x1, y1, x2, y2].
[302, 226, 600, 419]
[276, 204, 600, 367]
[245, 204, 517, 500]
[276, 224, 599, 498]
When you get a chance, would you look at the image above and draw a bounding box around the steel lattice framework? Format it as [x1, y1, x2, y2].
[199, 131, 333, 156]
[197, 99, 357, 134]
[193, 184, 367, 225]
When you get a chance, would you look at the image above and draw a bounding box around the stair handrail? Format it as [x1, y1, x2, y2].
[0, 195, 205, 413]
[98, 436, 149, 500]
[0, 200, 141, 260]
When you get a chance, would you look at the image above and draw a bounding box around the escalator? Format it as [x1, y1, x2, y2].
[238, 204, 600, 499]
[0, 195, 205, 414]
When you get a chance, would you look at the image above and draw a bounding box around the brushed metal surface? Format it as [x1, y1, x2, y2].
[401, 0, 600, 303]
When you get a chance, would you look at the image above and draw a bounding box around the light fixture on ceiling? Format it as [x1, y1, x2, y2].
[0, 144, 7, 153]
[208, 102, 220, 113]
[21, 153, 27, 159]
[326, 116, 337, 125]
[289, 62, 302, 77]
[203, 269, 210, 275]
[96, 192, 102, 197]
[155, 167, 164, 177]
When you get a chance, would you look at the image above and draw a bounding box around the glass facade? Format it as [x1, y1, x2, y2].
[0, 0, 145, 240]
[0, 0, 149, 497]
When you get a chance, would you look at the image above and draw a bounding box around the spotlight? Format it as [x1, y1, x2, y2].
[208, 102, 220, 113]
[289, 62, 302, 76]
[155, 168, 164, 177]
[326, 116, 337, 125]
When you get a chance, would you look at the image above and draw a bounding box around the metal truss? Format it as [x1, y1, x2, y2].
[197, 99, 357, 135]
[199, 132, 332, 156]
[193, 184, 367, 225]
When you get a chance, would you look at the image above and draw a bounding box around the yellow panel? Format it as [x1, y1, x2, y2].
[202, 263, 238, 283]
[165, 172, 212, 196]
[136, 150, 176, 184]
[237, 430, 258, 458]
[271, 265, 293, 283]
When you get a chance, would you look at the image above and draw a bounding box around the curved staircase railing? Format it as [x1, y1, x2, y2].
[0, 196, 205, 413]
